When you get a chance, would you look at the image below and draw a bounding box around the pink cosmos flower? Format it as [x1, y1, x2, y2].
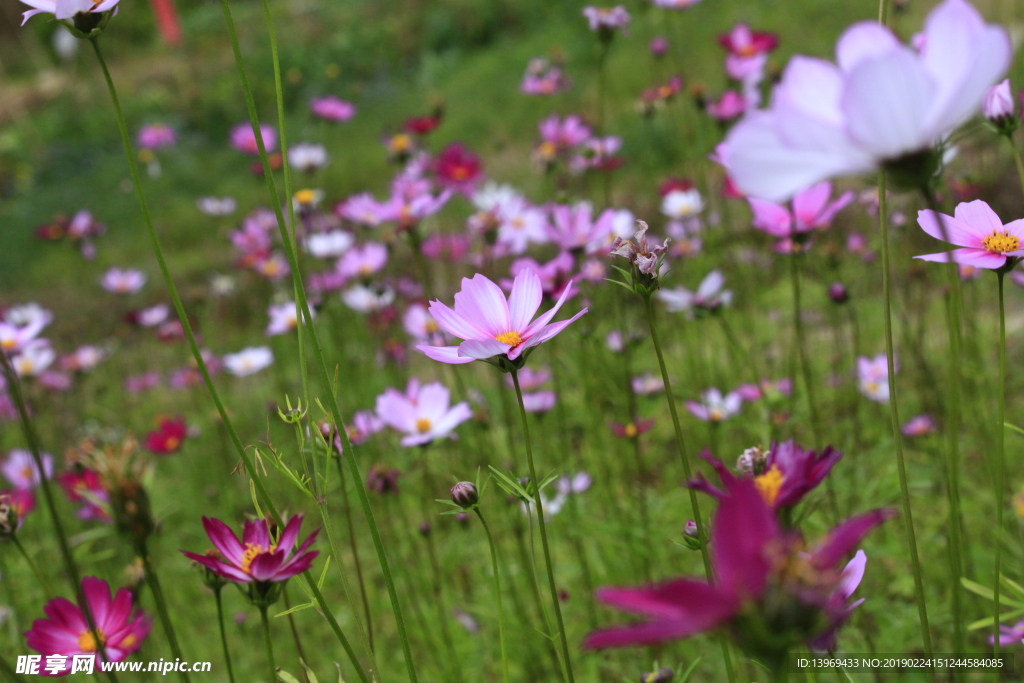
[539, 115, 592, 152]
[506, 365, 551, 391]
[983, 78, 1015, 124]
[720, 0, 1011, 201]
[706, 91, 749, 122]
[60, 345, 106, 373]
[124, 372, 160, 394]
[222, 347, 274, 377]
[718, 23, 778, 58]
[749, 181, 854, 253]
[583, 6, 630, 32]
[914, 200, 1024, 269]
[651, 0, 701, 7]
[306, 231, 354, 259]
[686, 388, 742, 422]
[136, 124, 176, 150]
[266, 302, 312, 337]
[2, 449, 53, 490]
[309, 96, 356, 122]
[417, 269, 587, 365]
[1, 488, 35, 529]
[857, 354, 891, 403]
[631, 373, 664, 395]
[435, 143, 484, 195]
[521, 59, 569, 96]
[657, 270, 732, 317]
[902, 414, 937, 437]
[610, 418, 654, 439]
[584, 474, 890, 655]
[11, 340, 56, 378]
[736, 378, 793, 402]
[58, 469, 110, 521]
[230, 123, 278, 156]
[521, 391, 557, 413]
[374, 379, 473, 446]
[0, 315, 49, 354]
[497, 197, 550, 254]
[19, 0, 119, 25]
[337, 242, 389, 280]
[547, 203, 619, 253]
[182, 515, 320, 584]
[25, 577, 150, 674]
[337, 193, 390, 227]
[403, 303, 443, 344]
[100, 268, 146, 294]
[693, 440, 843, 510]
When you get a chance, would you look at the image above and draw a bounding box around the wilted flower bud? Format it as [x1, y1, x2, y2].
[418, 521, 431, 538]
[736, 446, 768, 476]
[984, 79, 1019, 135]
[0, 498, 17, 538]
[641, 668, 675, 683]
[827, 282, 849, 304]
[450, 481, 480, 509]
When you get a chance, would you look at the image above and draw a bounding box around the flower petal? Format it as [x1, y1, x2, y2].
[916, 209, 982, 247]
[452, 274, 510, 337]
[914, 247, 1006, 269]
[458, 338, 512, 360]
[417, 345, 476, 365]
[812, 508, 894, 569]
[507, 268, 543, 333]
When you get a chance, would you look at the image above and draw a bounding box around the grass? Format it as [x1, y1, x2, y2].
[0, 0, 1023, 680]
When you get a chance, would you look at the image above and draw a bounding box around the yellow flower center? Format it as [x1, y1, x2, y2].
[537, 141, 557, 157]
[494, 331, 523, 347]
[390, 134, 412, 153]
[450, 167, 470, 181]
[78, 629, 107, 652]
[624, 423, 638, 438]
[754, 465, 785, 506]
[983, 230, 1020, 253]
[240, 542, 275, 575]
[294, 189, 317, 205]
[0, 339, 15, 351]
[20, 466, 33, 481]
[164, 437, 180, 451]
[425, 320, 438, 333]
[708, 407, 725, 422]
[415, 418, 432, 433]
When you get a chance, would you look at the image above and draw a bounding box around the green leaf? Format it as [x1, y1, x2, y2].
[334, 662, 346, 683]
[1004, 422, 1024, 437]
[967, 607, 1024, 631]
[277, 670, 302, 683]
[300, 661, 320, 683]
[679, 657, 702, 683]
[275, 602, 315, 618]
[962, 577, 996, 601]
[317, 556, 331, 589]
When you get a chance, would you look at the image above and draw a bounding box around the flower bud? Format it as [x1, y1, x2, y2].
[649, 36, 669, 58]
[827, 282, 849, 304]
[984, 79, 1019, 135]
[683, 520, 699, 538]
[450, 481, 480, 509]
[0, 498, 17, 538]
[641, 668, 675, 683]
[681, 520, 704, 551]
[418, 521, 431, 538]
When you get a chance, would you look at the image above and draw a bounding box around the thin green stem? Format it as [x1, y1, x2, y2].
[1006, 135, 1024, 198]
[879, 174, 933, 663]
[334, 457, 374, 652]
[0, 353, 118, 683]
[994, 271, 1007, 660]
[214, 588, 237, 683]
[789, 253, 823, 446]
[260, 605, 277, 683]
[282, 587, 310, 683]
[510, 369, 575, 683]
[12, 534, 53, 599]
[642, 295, 736, 683]
[217, 3, 418, 679]
[475, 509, 510, 683]
[138, 542, 190, 683]
[920, 189, 965, 668]
[88, 33, 367, 682]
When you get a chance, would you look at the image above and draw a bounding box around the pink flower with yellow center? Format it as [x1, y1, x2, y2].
[915, 200, 1024, 269]
[417, 269, 587, 366]
[25, 577, 150, 674]
[181, 515, 319, 585]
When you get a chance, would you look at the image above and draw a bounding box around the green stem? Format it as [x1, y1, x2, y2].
[87, 34, 368, 681]
[878, 174, 933, 662]
[642, 294, 736, 683]
[138, 542, 190, 683]
[11, 534, 53, 599]
[334, 457, 374, 652]
[282, 587, 310, 683]
[789, 253, 823, 446]
[0, 354, 118, 683]
[995, 271, 1007, 660]
[260, 605, 277, 683]
[216, 4, 418, 679]
[510, 369, 575, 683]
[214, 588, 237, 683]
[1006, 134, 1024, 198]
[920, 188, 965, 670]
[475, 509, 510, 683]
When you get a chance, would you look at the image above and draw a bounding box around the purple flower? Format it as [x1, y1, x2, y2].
[374, 379, 473, 447]
[182, 515, 319, 584]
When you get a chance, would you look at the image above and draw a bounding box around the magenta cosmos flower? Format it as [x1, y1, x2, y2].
[25, 576, 150, 674]
[417, 269, 587, 367]
[915, 200, 1024, 269]
[583, 474, 891, 667]
[693, 440, 843, 511]
[230, 123, 277, 156]
[720, 0, 1011, 201]
[182, 515, 319, 585]
[309, 96, 356, 122]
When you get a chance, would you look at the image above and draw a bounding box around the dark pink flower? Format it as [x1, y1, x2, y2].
[584, 475, 891, 664]
[25, 577, 150, 674]
[435, 143, 484, 195]
[718, 23, 778, 57]
[181, 515, 319, 585]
